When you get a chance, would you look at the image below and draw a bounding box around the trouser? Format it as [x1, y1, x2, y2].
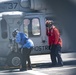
[21, 47, 33, 70]
[50, 44, 63, 65]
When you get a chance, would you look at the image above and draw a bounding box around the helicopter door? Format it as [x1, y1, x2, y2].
[0, 18, 10, 57]
[23, 14, 49, 55]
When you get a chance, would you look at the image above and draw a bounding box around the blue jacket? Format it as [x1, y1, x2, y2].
[15, 32, 34, 49]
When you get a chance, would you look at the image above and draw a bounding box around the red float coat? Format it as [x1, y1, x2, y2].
[46, 25, 62, 47]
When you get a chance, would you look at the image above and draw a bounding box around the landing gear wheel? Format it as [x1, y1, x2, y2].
[6, 52, 22, 67]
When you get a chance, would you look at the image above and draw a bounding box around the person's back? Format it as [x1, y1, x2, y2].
[16, 32, 27, 45]
[51, 25, 62, 47]
[16, 32, 34, 48]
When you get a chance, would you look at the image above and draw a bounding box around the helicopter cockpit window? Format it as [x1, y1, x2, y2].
[24, 18, 40, 37]
[1, 18, 8, 39]
[24, 19, 30, 36]
[32, 18, 40, 36]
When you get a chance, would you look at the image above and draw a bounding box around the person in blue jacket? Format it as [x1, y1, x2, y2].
[12, 29, 34, 71]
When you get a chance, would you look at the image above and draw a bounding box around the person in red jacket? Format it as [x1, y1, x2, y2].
[46, 20, 63, 67]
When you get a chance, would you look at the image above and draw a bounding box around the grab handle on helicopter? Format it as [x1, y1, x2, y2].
[41, 36, 46, 43]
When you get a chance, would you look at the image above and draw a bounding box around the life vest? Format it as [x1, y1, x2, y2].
[46, 25, 62, 47]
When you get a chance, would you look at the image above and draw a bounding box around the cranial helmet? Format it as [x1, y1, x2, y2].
[12, 29, 19, 37]
[46, 20, 54, 25]
[46, 20, 54, 27]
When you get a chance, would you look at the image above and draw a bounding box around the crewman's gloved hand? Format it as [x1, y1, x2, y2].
[49, 45, 52, 50]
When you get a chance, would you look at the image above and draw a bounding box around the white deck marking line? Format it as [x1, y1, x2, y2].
[0, 70, 48, 75]
[26, 70, 48, 75]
